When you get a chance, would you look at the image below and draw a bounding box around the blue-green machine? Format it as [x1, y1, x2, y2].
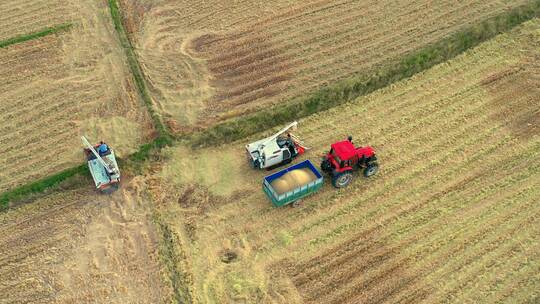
[263, 160, 323, 207]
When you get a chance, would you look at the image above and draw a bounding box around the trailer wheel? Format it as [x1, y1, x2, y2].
[364, 163, 379, 177]
[332, 171, 353, 188]
[291, 200, 303, 208]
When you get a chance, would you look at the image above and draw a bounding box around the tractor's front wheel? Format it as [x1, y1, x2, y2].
[321, 159, 332, 172]
[364, 163, 379, 177]
[332, 171, 353, 188]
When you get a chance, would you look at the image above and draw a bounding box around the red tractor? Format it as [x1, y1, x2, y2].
[320, 136, 379, 188]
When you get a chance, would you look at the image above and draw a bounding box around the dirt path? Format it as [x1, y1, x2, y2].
[0, 178, 168, 304]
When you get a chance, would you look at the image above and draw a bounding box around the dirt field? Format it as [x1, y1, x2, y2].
[0, 0, 72, 41]
[126, 0, 530, 131]
[0, 0, 152, 192]
[151, 20, 540, 303]
[2, 1, 539, 303]
[0, 177, 169, 303]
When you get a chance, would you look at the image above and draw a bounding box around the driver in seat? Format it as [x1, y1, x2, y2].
[98, 141, 109, 156]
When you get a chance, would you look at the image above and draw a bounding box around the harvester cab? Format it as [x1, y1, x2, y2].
[321, 136, 379, 188]
[246, 121, 308, 170]
[81, 136, 120, 194]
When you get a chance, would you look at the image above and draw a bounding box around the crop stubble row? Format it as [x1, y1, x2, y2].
[159, 20, 539, 303]
[0, 0, 152, 192]
[136, 0, 529, 130]
[281, 23, 539, 303]
[0, 189, 102, 303]
[0, 179, 168, 303]
[0, 0, 72, 41]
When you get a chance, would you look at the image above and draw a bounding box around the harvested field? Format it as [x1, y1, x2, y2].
[0, 0, 153, 192]
[130, 0, 530, 131]
[151, 20, 540, 303]
[0, 177, 169, 303]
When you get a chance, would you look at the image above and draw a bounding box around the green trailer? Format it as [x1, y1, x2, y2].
[263, 160, 323, 207]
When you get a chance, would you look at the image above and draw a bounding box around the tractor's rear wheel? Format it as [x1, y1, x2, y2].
[364, 163, 379, 177]
[332, 171, 353, 188]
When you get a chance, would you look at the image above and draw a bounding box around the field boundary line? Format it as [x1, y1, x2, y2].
[185, 0, 540, 147]
[0, 23, 72, 49]
[108, 0, 171, 141]
[153, 212, 194, 304]
[0, 165, 87, 210]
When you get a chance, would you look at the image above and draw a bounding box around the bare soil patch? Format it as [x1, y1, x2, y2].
[0, 178, 168, 303]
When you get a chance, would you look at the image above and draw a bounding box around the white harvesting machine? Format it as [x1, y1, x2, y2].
[245, 121, 308, 170]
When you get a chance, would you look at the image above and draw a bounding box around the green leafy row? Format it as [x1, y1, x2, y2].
[0, 23, 72, 49]
[0, 165, 87, 210]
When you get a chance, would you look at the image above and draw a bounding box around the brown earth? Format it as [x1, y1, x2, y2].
[0, 177, 169, 304]
[129, 0, 530, 131]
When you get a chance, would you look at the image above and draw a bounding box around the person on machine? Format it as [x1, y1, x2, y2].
[97, 141, 109, 156]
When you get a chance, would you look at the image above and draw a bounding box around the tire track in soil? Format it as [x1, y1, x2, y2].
[0, 179, 167, 303]
[54, 178, 165, 303]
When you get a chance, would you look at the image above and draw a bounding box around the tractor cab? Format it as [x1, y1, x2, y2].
[321, 136, 379, 188]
